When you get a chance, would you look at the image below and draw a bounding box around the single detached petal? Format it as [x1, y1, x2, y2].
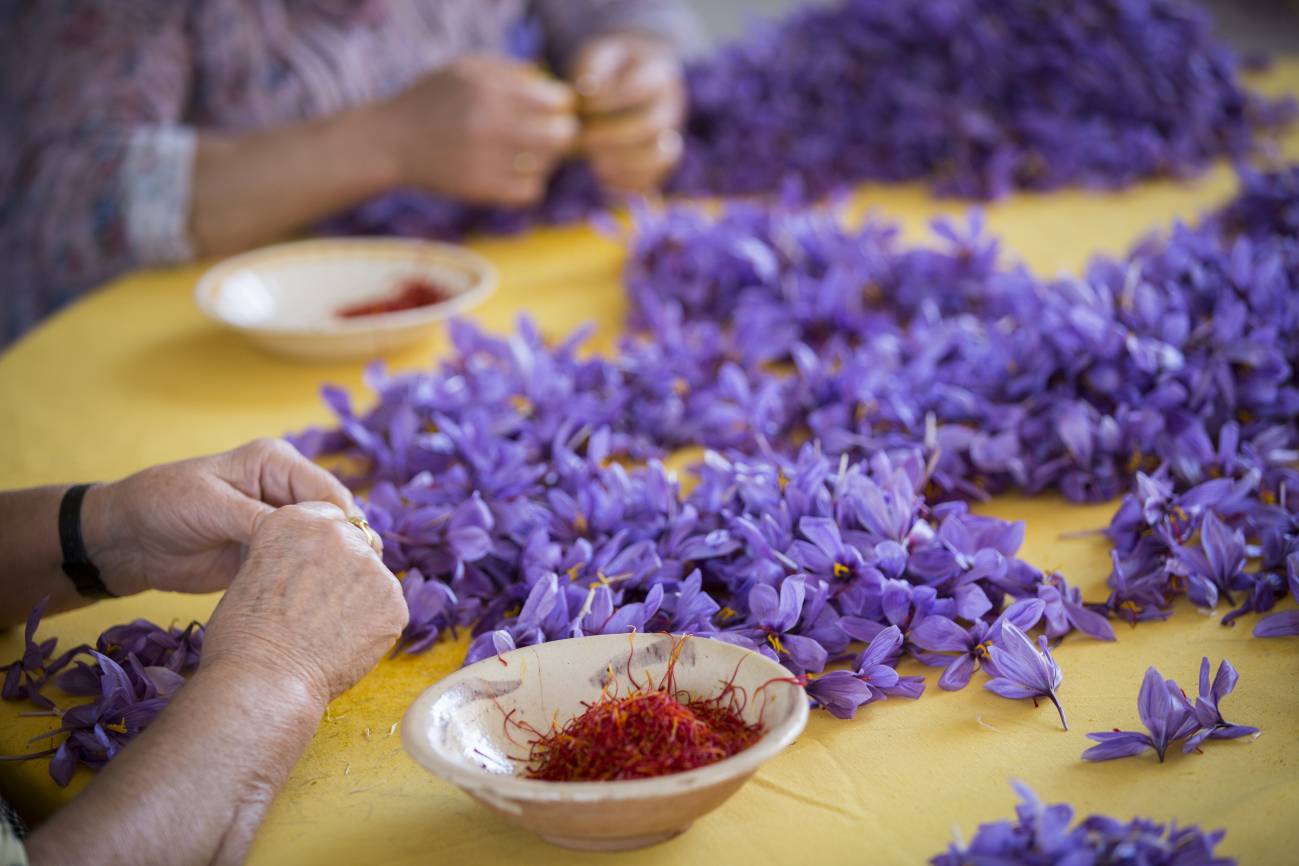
[1253, 610, 1299, 638]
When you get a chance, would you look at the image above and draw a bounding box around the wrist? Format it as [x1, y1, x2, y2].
[198, 652, 329, 729]
[77, 482, 145, 597]
[339, 99, 406, 193]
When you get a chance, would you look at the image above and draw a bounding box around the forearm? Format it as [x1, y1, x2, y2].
[26, 659, 324, 866]
[191, 103, 401, 257]
[0, 486, 111, 625]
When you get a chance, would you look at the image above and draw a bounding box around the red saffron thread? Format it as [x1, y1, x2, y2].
[336, 277, 452, 318]
[508, 636, 766, 782]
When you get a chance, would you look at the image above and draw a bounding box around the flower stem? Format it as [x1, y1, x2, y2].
[1048, 691, 1068, 731]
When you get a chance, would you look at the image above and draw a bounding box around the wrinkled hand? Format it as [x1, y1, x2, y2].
[83, 438, 364, 596]
[201, 502, 408, 704]
[572, 33, 686, 195]
[380, 54, 578, 207]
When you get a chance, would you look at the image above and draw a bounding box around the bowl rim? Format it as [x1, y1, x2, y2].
[400, 633, 810, 804]
[194, 236, 497, 335]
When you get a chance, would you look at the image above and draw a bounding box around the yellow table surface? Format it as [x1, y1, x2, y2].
[3, 65, 1299, 865]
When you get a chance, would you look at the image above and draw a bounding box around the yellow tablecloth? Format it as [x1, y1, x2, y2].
[3, 66, 1299, 865]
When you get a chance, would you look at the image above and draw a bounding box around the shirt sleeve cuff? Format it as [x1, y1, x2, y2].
[122, 125, 197, 266]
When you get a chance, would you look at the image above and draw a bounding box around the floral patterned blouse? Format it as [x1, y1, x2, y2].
[0, 0, 703, 346]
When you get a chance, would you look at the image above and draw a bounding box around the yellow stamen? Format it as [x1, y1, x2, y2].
[833, 562, 851, 579]
[717, 606, 739, 622]
[767, 633, 788, 655]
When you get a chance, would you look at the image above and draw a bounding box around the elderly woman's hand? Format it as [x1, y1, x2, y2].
[201, 501, 408, 704]
[81, 438, 365, 597]
[379, 54, 579, 208]
[572, 33, 687, 195]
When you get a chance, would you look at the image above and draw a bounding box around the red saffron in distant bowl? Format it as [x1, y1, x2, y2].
[504, 638, 767, 782]
[336, 277, 452, 318]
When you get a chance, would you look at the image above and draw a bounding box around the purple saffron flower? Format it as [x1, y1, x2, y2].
[1083, 666, 1198, 762]
[395, 569, 459, 655]
[1183, 658, 1258, 752]
[910, 598, 1045, 691]
[983, 622, 1067, 730]
[716, 576, 829, 675]
[1174, 511, 1246, 609]
[1, 598, 86, 710]
[1254, 567, 1299, 637]
[1037, 573, 1116, 642]
[931, 781, 1235, 866]
[39, 652, 174, 786]
[805, 625, 905, 719]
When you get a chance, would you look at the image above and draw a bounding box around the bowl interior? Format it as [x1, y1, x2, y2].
[196, 238, 494, 333]
[404, 633, 807, 799]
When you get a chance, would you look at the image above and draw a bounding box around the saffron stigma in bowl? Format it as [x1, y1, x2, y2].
[508, 642, 768, 782]
[336, 276, 451, 318]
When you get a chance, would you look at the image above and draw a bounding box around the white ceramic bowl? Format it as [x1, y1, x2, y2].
[195, 237, 496, 361]
[401, 633, 808, 851]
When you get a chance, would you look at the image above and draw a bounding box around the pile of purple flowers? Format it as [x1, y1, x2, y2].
[8, 166, 1299, 785]
[930, 782, 1235, 865]
[1, 601, 203, 785]
[326, 0, 1291, 239]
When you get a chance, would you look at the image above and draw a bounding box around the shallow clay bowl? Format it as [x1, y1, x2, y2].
[401, 633, 809, 851]
[195, 237, 496, 361]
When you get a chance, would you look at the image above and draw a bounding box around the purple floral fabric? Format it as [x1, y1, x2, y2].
[0, 0, 703, 346]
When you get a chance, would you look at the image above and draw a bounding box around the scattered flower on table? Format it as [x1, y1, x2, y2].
[982, 622, 1068, 731]
[1083, 658, 1258, 763]
[930, 781, 1235, 866]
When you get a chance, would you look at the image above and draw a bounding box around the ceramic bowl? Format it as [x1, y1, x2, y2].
[195, 237, 496, 361]
[401, 633, 808, 851]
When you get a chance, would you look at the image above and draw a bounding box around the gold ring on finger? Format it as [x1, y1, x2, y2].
[656, 128, 683, 158]
[347, 515, 383, 555]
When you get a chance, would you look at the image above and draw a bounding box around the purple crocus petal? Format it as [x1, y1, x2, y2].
[880, 675, 927, 701]
[995, 597, 1046, 635]
[1136, 667, 1171, 742]
[773, 577, 808, 633]
[447, 526, 492, 562]
[856, 624, 904, 670]
[1182, 725, 1215, 753]
[517, 573, 559, 627]
[838, 615, 887, 643]
[1082, 731, 1155, 761]
[1064, 601, 1116, 641]
[1208, 657, 1239, 702]
[748, 583, 781, 625]
[954, 585, 993, 622]
[1207, 723, 1259, 741]
[49, 741, 77, 787]
[938, 653, 976, 691]
[1254, 610, 1299, 637]
[984, 677, 1039, 700]
[806, 671, 873, 719]
[141, 666, 186, 697]
[779, 633, 829, 674]
[910, 615, 971, 653]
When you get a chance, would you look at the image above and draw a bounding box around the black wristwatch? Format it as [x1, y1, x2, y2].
[59, 484, 116, 600]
